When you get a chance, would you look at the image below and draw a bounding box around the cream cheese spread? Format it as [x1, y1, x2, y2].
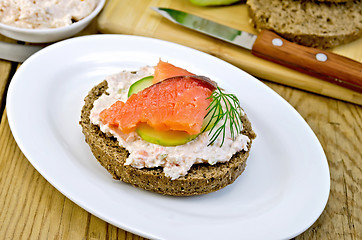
[0, 0, 99, 29]
[90, 66, 250, 180]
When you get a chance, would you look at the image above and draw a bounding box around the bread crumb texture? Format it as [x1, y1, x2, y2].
[247, 0, 362, 48]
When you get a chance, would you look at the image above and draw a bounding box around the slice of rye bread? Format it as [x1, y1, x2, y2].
[79, 80, 256, 196]
[247, 0, 362, 49]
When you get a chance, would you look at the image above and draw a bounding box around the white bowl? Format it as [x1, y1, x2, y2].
[0, 0, 105, 43]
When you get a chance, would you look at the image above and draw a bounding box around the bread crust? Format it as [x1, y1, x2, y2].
[80, 80, 256, 196]
[247, 0, 362, 49]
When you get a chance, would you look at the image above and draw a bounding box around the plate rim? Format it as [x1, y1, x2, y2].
[6, 34, 330, 240]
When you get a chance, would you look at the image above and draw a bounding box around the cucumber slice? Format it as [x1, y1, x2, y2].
[136, 112, 217, 146]
[136, 123, 198, 146]
[201, 109, 217, 132]
[128, 76, 154, 97]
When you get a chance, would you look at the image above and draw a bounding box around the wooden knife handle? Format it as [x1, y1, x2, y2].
[251, 30, 362, 93]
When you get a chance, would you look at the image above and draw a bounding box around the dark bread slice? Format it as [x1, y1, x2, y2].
[247, 0, 362, 49]
[80, 80, 256, 196]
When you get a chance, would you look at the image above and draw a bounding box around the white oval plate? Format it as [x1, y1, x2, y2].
[7, 35, 330, 240]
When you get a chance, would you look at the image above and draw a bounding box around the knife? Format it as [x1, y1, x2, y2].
[0, 41, 43, 62]
[152, 7, 362, 93]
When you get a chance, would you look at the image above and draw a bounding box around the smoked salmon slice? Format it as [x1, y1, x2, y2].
[100, 75, 216, 135]
[99, 101, 125, 126]
[152, 60, 194, 84]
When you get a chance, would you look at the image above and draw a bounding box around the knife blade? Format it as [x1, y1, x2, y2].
[0, 41, 43, 62]
[152, 7, 362, 93]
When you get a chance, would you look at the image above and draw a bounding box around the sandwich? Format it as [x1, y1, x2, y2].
[80, 60, 256, 196]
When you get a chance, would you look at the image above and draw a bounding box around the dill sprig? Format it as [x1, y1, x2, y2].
[202, 86, 243, 147]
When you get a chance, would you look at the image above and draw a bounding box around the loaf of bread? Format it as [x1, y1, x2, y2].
[247, 0, 362, 49]
[80, 80, 256, 196]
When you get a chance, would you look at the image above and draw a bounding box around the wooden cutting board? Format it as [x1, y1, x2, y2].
[97, 0, 362, 105]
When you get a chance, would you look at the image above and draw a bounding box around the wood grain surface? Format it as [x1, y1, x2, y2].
[0, 35, 13, 113]
[1, 64, 361, 240]
[97, 0, 362, 105]
[0, 2, 361, 240]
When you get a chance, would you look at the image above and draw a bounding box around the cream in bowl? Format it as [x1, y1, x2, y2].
[0, 0, 105, 43]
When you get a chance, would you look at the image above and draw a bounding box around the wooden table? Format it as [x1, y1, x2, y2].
[0, 16, 361, 240]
